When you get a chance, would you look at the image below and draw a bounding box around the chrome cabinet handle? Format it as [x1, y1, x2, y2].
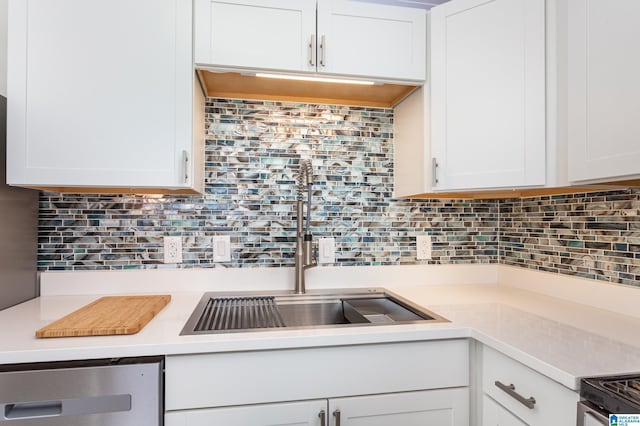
[333, 409, 341, 426]
[495, 381, 536, 409]
[318, 409, 326, 426]
[182, 150, 189, 184]
[309, 34, 316, 66]
[320, 35, 326, 67]
[432, 157, 439, 186]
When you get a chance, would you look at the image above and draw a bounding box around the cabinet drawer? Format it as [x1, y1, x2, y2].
[482, 346, 578, 425]
[166, 339, 469, 410]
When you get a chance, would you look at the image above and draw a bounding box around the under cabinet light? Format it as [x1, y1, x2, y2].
[255, 73, 376, 86]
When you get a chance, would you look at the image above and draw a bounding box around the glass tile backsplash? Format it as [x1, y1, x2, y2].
[500, 189, 640, 287]
[37, 98, 640, 287]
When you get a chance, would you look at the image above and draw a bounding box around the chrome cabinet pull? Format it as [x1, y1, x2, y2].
[309, 34, 316, 66]
[432, 157, 439, 186]
[318, 409, 326, 426]
[333, 409, 341, 426]
[495, 381, 536, 409]
[320, 35, 326, 67]
[182, 150, 189, 184]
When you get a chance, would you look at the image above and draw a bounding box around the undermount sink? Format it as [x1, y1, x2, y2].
[180, 288, 448, 335]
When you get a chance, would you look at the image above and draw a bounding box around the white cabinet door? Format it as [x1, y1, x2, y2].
[165, 400, 327, 426]
[481, 346, 578, 426]
[7, 0, 200, 192]
[317, 0, 426, 81]
[194, 0, 317, 72]
[329, 388, 469, 426]
[482, 395, 528, 426]
[430, 0, 546, 190]
[166, 390, 469, 426]
[567, 0, 640, 182]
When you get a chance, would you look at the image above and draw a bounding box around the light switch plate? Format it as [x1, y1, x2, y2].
[318, 237, 336, 264]
[163, 236, 182, 264]
[416, 235, 432, 260]
[213, 235, 231, 262]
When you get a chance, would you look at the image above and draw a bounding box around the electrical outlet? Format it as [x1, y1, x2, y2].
[416, 235, 432, 260]
[163, 236, 182, 263]
[318, 237, 336, 264]
[212, 235, 231, 262]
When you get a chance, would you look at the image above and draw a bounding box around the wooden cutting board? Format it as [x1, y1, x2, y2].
[35, 295, 171, 338]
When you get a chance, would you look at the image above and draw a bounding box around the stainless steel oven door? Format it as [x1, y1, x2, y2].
[578, 401, 608, 426]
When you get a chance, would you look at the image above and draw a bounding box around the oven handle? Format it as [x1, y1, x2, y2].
[577, 401, 609, 426]
[495, 381, 536, 409]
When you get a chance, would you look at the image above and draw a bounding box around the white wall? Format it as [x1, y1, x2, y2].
[0, 0, 7, 97]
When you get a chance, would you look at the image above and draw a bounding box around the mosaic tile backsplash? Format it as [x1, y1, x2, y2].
[38, 98, 500, 271]
[500, 189, 640, 287]
[37, 98, 640, 288]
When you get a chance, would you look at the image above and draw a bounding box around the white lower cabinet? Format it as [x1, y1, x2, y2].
[482, 395, 527, 426]
[330, 388, 468, 426]
[166, 388, 468, 426]
[164, 340, 470, 425]
[479, 346, 578, 426]
[165, 399, 327, 426]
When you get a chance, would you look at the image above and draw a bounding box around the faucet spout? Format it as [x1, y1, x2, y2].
[294, 159, 315, 294]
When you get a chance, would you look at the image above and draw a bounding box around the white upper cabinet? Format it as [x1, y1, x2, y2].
[7, 0, 204, 193]
[193, 0, 426, 82]
[430, 0, 546, 191]
[317, 0, 426, 81]
[567, 0, 640, 183]
[194, 0, 317, 73]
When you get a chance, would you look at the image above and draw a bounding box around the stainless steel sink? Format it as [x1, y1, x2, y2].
[180, 288, 448, 335]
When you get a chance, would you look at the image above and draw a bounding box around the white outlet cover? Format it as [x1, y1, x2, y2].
[164, 236, 183, 264]
[213, 235, 231, 262]
[318, 237, 336, 264]
[416, 235, 432, 260]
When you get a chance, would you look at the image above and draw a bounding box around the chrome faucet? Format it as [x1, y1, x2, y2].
[294, 159, 316, 294]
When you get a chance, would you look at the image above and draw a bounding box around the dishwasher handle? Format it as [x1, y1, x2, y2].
[2, 394, 131, 421]
[4, 401, 62, 418]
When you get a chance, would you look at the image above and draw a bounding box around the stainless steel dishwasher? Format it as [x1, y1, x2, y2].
[0, 356, 163, 425]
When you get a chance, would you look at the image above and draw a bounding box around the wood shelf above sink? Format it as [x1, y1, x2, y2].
[197, 70, 419, 108]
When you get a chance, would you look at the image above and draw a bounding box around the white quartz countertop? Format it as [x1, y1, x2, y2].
[1, 265, 640, 391]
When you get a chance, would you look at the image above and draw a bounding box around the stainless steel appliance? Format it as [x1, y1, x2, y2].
[578, 400, 608, 425]
[578, 375, 640, 426]
[0, 95, 39, 310]
[0, 356, 163, 425]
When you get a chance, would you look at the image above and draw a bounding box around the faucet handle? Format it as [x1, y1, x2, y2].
[304, 233, 315, 265]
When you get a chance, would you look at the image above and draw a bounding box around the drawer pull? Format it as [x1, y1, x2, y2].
[495, 381, 536, 409]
